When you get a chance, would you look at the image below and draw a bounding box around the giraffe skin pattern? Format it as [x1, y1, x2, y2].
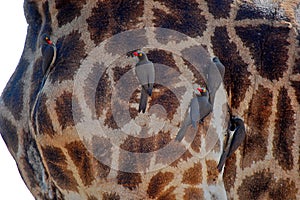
[0, 0, 299, 199]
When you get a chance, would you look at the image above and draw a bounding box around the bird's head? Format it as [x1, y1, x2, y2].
[133, 51, 147, 61]
[193, 84, 207, 96]
[197, 87, 207, 95]
[41, 33, 53, 45]
[45, 36, 53, 45]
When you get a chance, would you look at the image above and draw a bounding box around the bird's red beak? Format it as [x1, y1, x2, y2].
[46, 40, 53, 45]
[133, 52, 138, 56]
[197, 88, 205, 93]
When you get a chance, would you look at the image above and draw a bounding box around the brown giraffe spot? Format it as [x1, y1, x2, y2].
[269, 179, 297, 200]
[87, 195, 98, 200]
[23, 1, 42, 51]
[37, 93, 56, 136]
[149, 85, 180, 120]
[236, 4, 289, 21]
[102, 192, 120, 200]
[294, 34, 300, 74]
[147, 171, 174, 199]
[55, 91, 76, 130]
[273, 87, 295, 170]
[183, 187, 204, 200]
[238, 170, 297, 200]
[291, 81, 300, 105]
[293, 58, 300, 74]
[86, 0, 144, 46]
[50, 31, 87, 84]
[170, 150, 193, 167]
[55, 0, 87, 27]
[65, 141, 95, 186]
[243, 85, 272, 168]
[153, 0, 207, 38]
[235, 25, 290, 81]
[211, 26, 251, 109]
[223, 153, 237, 193]
[41, 145, 79, 191]
[206, 0, 233, 19]
[157, 186, 176, 200]
[112, 65, 132, 83]
[116, 171, 142, 190]
[0, 116, 18, 155]
[104, 109, 118, 129]
[121, 131, 171, 153]
[238, 170, 272, 199]
[206, 160, 218, 184]
[147, 50, 180, 73]
[2, 58, 28, 120]
[182, 162, 202, 185]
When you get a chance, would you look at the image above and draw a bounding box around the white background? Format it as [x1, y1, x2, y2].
[0, 1, 35, 199]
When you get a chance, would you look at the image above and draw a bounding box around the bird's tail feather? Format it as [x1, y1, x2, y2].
[217, 152, 227, 172]
[175, 125, 188, 142]
[138, 88, 148, 113]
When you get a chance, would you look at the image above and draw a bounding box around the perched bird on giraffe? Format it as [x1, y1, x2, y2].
[217, 115, 246, 172]
[39, 33, 56, 89]
[31, 34, 57, 133]
[175, 85, 213, 142]
[132, 50, 155, 113]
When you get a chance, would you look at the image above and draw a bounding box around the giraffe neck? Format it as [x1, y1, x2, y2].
[0, 0, 299, 199]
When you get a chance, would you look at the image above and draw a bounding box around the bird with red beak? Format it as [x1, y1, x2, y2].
[133, 50, 155, 113]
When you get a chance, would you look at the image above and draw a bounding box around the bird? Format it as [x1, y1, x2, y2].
[40, 33, 56, 75]
[217, 116, 246, 172]
[32, 34, 57, 131]
[39, 33, 56, 90]
[175, 85, 213, 142]
[212, 56, 225, 79]
[133, 51, 155, 113]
